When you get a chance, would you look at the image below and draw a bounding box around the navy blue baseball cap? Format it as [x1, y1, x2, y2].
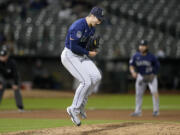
[90, 7, 105, 22]
[139, 40, 148, 46]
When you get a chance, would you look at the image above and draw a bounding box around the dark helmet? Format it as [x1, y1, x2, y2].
[139, 40, 148, 46]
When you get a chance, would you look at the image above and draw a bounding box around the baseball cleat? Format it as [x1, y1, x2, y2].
[18, 109, 25, 113]
[153, 111, 159, 117]
[80, 108, 87, 119]
[67, 107, 81, 126]
[130, 112, 142, 117]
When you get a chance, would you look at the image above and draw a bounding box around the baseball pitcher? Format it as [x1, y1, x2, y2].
[129, 40, 160, 117]
[61, 7, 104, 126]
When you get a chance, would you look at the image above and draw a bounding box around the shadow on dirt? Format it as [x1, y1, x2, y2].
[80, 122, 142, 135]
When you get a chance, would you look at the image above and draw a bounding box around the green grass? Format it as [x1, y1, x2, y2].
[87, 94, 180, 110]
[0, 118, 71, 133]
[0, 94, 180, 110]
[0, 94, 180, 133]
[0, 118, 180, 133]
[0, 118, 125, 133]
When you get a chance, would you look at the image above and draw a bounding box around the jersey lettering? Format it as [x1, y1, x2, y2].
[136, 60, 151, 66]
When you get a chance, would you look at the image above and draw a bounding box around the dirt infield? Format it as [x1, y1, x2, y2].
[3, 122, 180, 135]
[3, 89, 74, 98]
[0, 109, 180, 121]
[1, 109, 180, 135]
[1, 90, 180, 121]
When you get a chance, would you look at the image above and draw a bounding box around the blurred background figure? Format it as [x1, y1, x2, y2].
[0, 47, 24, 111]
[156, 48, 166, 58]
[129, 40, 160, 117]
[32, 59, 54, 89]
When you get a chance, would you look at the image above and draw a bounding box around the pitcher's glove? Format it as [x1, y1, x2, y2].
[143, 74, 155, 83]
[86, 35, 100, 51]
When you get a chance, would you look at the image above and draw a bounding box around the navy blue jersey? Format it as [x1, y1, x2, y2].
[129, 52, 160, 75]
[65, 18, 95, 55]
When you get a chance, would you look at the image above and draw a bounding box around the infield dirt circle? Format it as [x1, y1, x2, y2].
[1, 90, 180, 135]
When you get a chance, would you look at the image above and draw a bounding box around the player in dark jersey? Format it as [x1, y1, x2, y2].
[129, 40, 160, 116]
[0, 48, 24, 111]
[61, 7, 104, 126]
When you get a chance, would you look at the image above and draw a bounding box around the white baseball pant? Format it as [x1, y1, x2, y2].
[61, 48, 101, 114]
[135, 74, 159, 113]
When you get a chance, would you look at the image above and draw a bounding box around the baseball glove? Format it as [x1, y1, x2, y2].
[143, 74, 155, 83]
[86, 35, 100, 51]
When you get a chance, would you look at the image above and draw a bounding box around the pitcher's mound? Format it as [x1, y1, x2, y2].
[6, 122, 180, 135]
